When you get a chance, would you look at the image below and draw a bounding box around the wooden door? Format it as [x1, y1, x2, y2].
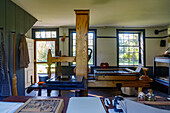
[25, 38, 34, 88]
[35, 39, 57, 82]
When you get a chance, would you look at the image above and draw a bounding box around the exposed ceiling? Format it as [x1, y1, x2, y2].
[12, 0, 170, 27]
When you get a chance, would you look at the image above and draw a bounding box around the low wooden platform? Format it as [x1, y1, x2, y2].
[88, 79, 152, 88]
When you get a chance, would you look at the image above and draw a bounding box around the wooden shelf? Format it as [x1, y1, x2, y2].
[154, 56, 170, 94]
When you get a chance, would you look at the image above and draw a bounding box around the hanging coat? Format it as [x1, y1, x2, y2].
[19, 35, 30, 68]
[0, 30, 12, 96]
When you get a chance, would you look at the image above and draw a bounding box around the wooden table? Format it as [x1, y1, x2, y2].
[27, 76, 87, 96]
[1, 96, 108, 113]
[1, 96, 170, 113]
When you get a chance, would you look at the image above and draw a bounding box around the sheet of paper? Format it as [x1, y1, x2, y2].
[66, 97, 106, 113]
[125, 99, 170, 113]
[135, 64, 142, 72]
[0, 102, 24, 113]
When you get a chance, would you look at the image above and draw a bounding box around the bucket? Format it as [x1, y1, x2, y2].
[39, 75, 48, 82]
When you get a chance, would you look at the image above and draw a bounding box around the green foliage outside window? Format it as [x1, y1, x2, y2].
[119, 33, 139, 65]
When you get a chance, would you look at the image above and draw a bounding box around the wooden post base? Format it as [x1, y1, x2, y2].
[79, 89, 88, 97]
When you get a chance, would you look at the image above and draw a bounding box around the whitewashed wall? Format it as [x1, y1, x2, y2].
[96, 27, 117, 66]
[97, 27, 116, 36]
[97, 38, 117, 66]
[145, 27, 168, 66]
[145, 38, 168, 66]
[25, 28, 33, 38]
[59, 27, 70, 66]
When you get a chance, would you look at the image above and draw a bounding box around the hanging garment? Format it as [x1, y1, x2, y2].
[0, 29, 12, 96]
[19, 35, 30, 68]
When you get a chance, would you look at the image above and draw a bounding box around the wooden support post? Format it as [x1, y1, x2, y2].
[58, 51, 62, 96]
[75, 10, 89, 79]
[75, 10, 89, 96]
[58, 51, 62, 77]
[47, 49, 52, 79]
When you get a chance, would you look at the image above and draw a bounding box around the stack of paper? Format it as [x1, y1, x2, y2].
[125, 99, 170, 113]
[0, 102, 24, 113]
[66, 97, 106, 113]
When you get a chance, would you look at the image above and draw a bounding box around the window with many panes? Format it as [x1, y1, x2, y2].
[70, 30, 96, 65]
[118, 31, 142, 66]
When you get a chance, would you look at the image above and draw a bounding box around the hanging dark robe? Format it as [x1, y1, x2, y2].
[0, 30, 12, 96]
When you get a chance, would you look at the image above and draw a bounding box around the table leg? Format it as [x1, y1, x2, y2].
[58, 90, 62, 96]
[27, 87, 33, 94]
[138, 87, 143, 94]
[47, 89, 51, 96]
[75, 90, 80, 97]
[38, 89, 41, 96]
[79, 89, 88, 97]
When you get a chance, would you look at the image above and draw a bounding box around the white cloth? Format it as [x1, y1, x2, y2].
[135, 64, 142, 72]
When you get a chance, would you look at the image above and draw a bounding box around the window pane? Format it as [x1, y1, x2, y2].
[123, 38, 128, 46]
[119, 53, 124, 59]
[88, 39, 93, 45]
[119, 34, 124, 39]
[35, 32, 40, 38]
[119, 38, 123, 45]
[73, 33, 76, 39]
[135, 53, 139, 60]
[129, 47, 134, 52]
[134, 47, 139, 52]
[40, 31, 45, 38]
[51, 31, 56, 38]
[88, 33, 93, 39]
[134, 61, 139, 65]
[119, 47, 124, 53]
[46, 31, 51, 38]
[73, 39, 76, 46]
[129, 34, 133, 39]
[73, 46, 76, 56]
